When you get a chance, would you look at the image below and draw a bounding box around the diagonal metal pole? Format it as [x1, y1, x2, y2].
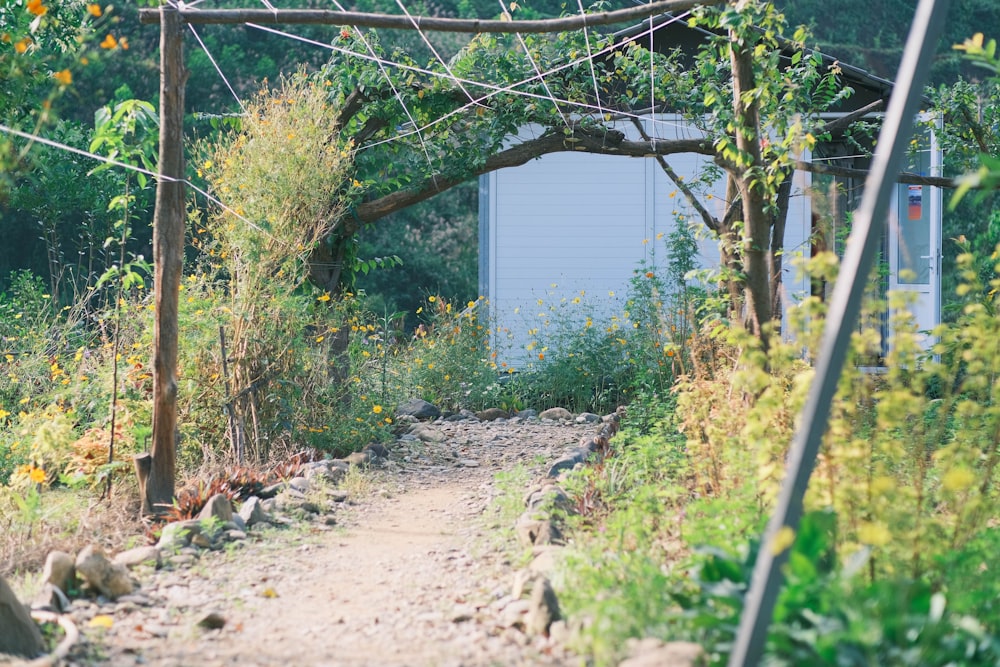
[727, 0, 950, 664]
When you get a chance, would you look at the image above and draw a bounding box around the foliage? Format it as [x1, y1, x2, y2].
[554, 242, 1000, 664]
[194, 71, 371, 461]
[354, 183, 478, 333]
[0, 0, 128, 193]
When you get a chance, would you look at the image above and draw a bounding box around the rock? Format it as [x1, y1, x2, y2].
[526, 577, 561, 636]
[515, 514, 563, 547]
[326, 489, 350, 503]
[168, 554, 196, 568]
[548, 619, 570, 644]
[198, 493, 234, 523]
[618, 639, 707, 667]
[239, 496, 267, 528]
[546, 447, 593, 478]
[225, 529, 247, 541]
[529, 546, 561, 575]
[444, 410, 478, 422]
[363, 442, 389, 459]
[343, 450, 373, 466]
[515, 408, 538, 419]
[500, 598, 533, 630]
[231, 514, 247, 531]
[524, 484, 574, 513]
[0, 574, 44, 658]
[289, 476, 310, 493]
[75, 545, 133, 599]
[396, 398, 441, 420]
[114, 546, 162, 569]
[260, 482, 286, 498]
[392, 414, 419, 433]
[197, 611, 227, 630]
[408, 423, 446, 443]
[303, 461, 346, 485]
[539, 407, 572, 421]
[190, 532, 214, 549]
[575, 411, 601, 424]
[31, 582, 71, 613]
[42, 550, 75, 592]
[476, 407, 509, 421]
[457, 459, 480, 468]
[158, 519, 203, 550]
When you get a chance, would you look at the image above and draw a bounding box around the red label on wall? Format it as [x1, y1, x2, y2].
[908, 185, 923, 221]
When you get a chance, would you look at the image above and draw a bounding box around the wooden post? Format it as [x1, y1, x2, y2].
[145, 5, 186, 516]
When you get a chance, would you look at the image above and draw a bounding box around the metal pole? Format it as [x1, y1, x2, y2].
[727, 0, 950, 663]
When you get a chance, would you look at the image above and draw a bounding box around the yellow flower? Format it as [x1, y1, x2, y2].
[99, 34, 118, 49]
[29, 466, 46, 484]
[53, 69, 72, 85]
[87, 3, 102, 16]
[372, 405, 383, 414]
[0, 409, 8, 420]
[467, 301, 475, 309]
[428, 296, 436, 303]
[942, 467, 975, 492]
[27, 0, 47, 16]
[317, 293, 331, 302]
[858, 522, 892, 546]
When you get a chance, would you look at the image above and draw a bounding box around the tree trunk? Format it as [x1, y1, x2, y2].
[769, 174, 793, 325]
[308, 234, 348, 294]
[0, 575, 44, 658]
[730, 35, 772, 344]
[146, 6, 186, 516]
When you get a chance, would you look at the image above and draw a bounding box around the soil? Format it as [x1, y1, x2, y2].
[55, 415, 597, 667]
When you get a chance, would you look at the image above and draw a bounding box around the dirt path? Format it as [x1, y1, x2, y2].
[65, 415, 594, 667]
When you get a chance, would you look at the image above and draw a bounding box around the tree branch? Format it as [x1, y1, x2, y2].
[139, 0, 723, 33]
[630, 117, 720, 233]
[815, 98, 885, 136]
[795, 159, 958, 188]
[353, 129, 715, 226]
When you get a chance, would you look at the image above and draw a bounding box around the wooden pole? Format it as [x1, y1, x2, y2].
[146, 5, 186, 516]
[137, 0, 716, 32]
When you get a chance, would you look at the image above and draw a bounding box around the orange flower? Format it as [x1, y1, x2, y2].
[645, 271, 655, 279]
[29, 466, 46, 484]
[27, 0, 47, 16]
[538, 353, 545, 360]
[14, 37, 31, 54]
[86, 3, 102, 16]
[53, 69, 72, 85]
[99, 33, 117, 49]
[119, 36, 128, 50]
[666, 349, 675, 357]
[340, 28, 350, 39]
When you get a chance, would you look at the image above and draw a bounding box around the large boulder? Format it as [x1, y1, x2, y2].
[395, 398, 441, 420]
[0, 574, 44, 657]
